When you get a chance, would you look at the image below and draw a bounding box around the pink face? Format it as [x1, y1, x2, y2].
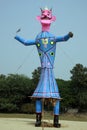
[41, 10, 52, 19]
[37, 9, 56, 24]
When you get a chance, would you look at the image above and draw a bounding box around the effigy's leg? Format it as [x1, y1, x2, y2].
[53, 100, 61, 127]
[35, 99, 42, 127]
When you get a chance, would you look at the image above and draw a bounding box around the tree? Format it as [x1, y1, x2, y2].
[56, 79, 73, 112]
[0, 74, 32, 113]
[70, 64, 87, 112]
[31, 67, 41, 87]
[32, 67, 41, 81]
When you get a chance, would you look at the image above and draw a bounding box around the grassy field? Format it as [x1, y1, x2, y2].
[0, 112, 87, 122]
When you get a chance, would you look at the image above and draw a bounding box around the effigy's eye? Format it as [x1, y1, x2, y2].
[42, 11, 45, 15]
[47, 12, 50, 15]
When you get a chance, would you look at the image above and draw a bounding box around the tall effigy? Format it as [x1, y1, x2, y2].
[15, 7, 73, 127]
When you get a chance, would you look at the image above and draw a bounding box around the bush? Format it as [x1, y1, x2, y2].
[0, 103, 18, 113]
[21, 103, 35, 114]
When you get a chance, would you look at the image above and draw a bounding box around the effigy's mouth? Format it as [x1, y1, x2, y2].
[41, 19, 51, 24]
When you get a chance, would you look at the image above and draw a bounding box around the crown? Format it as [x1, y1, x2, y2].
[40, 6, 52, 11]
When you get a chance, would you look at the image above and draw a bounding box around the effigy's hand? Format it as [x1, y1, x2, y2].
[68, 32, 73, 38]
[14, 28, 21, 39]
[16, 28, 21, 33]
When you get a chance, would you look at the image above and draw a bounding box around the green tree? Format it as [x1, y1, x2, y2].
[56, 79, 73, 112]
[70, 64, 87, 112]
[31, 67, 41, 88]
[0, 74, 32, 113]
[32, 67, 41, 81]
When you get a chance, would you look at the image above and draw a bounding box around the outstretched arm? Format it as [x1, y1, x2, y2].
[55, 32, 73, 42]
[14, 35, 36, 46]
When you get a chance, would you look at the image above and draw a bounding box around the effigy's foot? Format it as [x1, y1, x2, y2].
[53, 123, 61, 128]
[53, 115, 61, 128]
[35, 113, 42, 127]
[35, 121, 41, 127]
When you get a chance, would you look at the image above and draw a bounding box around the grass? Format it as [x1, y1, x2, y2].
[0, 113, 35, 119]
[0, 112, 87, 122]
[60, 113, 87, 122]
[44, 111, 87, 122]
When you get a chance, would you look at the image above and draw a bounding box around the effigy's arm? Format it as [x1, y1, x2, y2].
[55, 32, 73, 42]
[14, 35, 35, 46]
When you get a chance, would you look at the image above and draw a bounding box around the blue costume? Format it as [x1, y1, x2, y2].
[15, 31, 71, 115]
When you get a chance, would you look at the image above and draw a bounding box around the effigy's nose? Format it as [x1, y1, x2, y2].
[44, 12, 48, 16]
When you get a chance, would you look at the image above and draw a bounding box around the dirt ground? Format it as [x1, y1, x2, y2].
[0, 118, 87, 130]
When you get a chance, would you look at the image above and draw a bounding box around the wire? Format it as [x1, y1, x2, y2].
[58, 45, 75, 65]
[15, 46, 35, 73]
[42, 98, 45, 130]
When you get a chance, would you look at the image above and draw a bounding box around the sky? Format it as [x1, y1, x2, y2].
[0, 0, 87, 80]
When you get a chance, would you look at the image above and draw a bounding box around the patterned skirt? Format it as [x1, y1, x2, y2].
[32, 68, 61, 99]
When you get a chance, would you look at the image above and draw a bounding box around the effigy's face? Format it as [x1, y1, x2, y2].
[36, 9, 56, 24]
[41, 10, 52, 24]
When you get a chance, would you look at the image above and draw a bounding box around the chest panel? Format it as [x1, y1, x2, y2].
[36, 37, 56, 52]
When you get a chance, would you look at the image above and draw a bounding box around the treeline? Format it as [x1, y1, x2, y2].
[0, 64, 87, 113]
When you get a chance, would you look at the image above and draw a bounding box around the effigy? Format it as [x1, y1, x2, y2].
[15, 7, 73, 127]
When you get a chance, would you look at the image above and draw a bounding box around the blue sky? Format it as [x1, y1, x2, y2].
[0, 0, 87, 80]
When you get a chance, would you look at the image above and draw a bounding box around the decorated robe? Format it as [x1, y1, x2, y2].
[15, 31, 70, 100]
